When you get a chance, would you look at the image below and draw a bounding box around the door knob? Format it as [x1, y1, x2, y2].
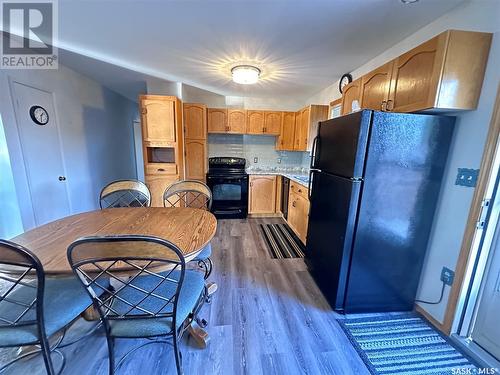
[58, 176, 66, 181]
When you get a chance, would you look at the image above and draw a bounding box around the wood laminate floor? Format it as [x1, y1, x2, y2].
[1, 218, 369, 375]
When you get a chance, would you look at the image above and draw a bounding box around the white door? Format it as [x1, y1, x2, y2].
[11, 81, 70, 226]
[472, 219, 500, 360]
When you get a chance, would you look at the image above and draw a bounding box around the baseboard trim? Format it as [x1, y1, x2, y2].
[415, 304, 447, 334]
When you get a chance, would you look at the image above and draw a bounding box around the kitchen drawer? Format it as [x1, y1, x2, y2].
[145, 163, 178, 175]
[290, 181, 309, 200]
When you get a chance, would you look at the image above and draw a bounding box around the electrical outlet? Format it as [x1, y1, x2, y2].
[253, 157, 258, 163]
[455, 168, 479, 187]
[277, 158, 281, 164]
[441, 267, 455, 286]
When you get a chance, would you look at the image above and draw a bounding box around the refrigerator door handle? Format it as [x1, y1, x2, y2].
[310, 135, 320, 170]
[308, 170, 314, 200]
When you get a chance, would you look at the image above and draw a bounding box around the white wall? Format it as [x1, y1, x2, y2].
[0, 64, 138, 231]
[305, 0, 500, 323]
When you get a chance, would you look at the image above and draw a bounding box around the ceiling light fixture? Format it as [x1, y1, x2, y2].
[231, 65, 261, 84]
[400, 0, 419, 3]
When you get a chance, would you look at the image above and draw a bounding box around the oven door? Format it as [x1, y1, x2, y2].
[207, 174, 248, 218]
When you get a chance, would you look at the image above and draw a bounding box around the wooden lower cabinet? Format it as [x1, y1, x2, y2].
[145, 174, 179, 207]
[248, 175, 277, 214]
[287, 183, 310, 244]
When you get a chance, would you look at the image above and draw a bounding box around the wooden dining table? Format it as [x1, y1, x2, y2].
[10, 207, 217, 276]
[8, 206, 217, 347]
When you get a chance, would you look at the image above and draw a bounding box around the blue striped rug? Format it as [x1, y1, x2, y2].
[338, 313, 478, 375]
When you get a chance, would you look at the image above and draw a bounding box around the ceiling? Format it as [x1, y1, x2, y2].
[55, 0, 464, 101]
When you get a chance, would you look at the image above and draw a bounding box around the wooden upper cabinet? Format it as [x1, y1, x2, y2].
[360, 62, 394, 111]
[183, 103, 206, 140]
[207, 108, 228, 133]
[247, 110, 265, 134]
[248, 175, 276, 214]
[293, 105, 328, 151]
[276, 112, 295, 151]
[388, 30, 492, 112]
[264, 111, 282, 135]
[184, 139, 206, 180]
[341, 78, 362, 115]
[140, 96, 177, 143]
[388, 35, 444, 113]
[227, 109, 247, 134]
[294, 107, 309, 151]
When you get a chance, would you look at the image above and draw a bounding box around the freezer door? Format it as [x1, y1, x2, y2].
[306, 171, 362, 310]
[313, 110, 372, 178]
[344, 111, 455, 312]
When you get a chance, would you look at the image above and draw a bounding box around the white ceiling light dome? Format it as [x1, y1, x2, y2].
[231, 65, 261, 84]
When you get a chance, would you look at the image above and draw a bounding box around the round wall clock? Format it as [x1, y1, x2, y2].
[339, 73, 353, 94]
[29, 105, 49, 125]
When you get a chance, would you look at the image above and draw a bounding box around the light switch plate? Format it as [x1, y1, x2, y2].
[455, 168, 479, 187]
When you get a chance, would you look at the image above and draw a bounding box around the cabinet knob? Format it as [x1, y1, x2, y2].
[292, 201, 296, 207]
[58, 176, 66, 181]
[386, 100, 394, 111]
[381, 101, 387, 111]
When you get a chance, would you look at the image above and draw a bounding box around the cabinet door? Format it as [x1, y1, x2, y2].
[249, 175, 276, 214]
[141, 97, 176, 143]
[247, 110, 265, 134]
[207, 108, 228, 133]
[185, 139, 206, 180]
[277, 112, 295, 150]
[295, 195, 310, 244]
[287, 192, 299, 235]
[228, 109, 247, 134]
[341, 79, 362, 115]
[264, 111, 282, 135]
[183, 104, 206, 140]
[388, 35, 444, 112]
[294, 107, 309, 151]
[146, 174, 179, 207]
[360, 62, 393, 111]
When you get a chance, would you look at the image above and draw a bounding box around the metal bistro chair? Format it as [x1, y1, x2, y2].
[163, 180, 214, 279]
[0, 240, 93, 374]
[99, 179, 151, 209]
[67, 235, 207, 375]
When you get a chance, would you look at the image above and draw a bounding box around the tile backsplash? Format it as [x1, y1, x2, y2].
[208, 134, 310, 168]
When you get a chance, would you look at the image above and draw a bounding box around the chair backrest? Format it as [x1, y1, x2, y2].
[0, 240, 45, 331]
[163, 180, 212, 210]
[67, 235, 186, 329]
[99, 179, 151, 208]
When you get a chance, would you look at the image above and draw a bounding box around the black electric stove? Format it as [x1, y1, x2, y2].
[206, 157, 248, 219]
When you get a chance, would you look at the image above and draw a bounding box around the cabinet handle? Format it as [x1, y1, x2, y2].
[386, 100, 394, 111]
[381, 101, 387, 111]
[157, 168, 165, 172]
[298, 188, 302, 193]
[292, 201, 296, 207]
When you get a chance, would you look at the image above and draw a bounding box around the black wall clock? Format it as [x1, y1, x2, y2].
[339, 73, 353, 94]
[29, 105, 49, 125]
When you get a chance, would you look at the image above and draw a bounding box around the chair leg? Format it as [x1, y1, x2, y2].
[173, 331, 183, 375]
[106, 335, 115, 375]
[40, 334, 56, 375]
[204, 257, 213, 279]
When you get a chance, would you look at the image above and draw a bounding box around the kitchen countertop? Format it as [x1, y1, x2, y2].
[246, 168, 310, 188]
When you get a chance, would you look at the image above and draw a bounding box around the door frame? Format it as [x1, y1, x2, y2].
[417, 84, 500, 335]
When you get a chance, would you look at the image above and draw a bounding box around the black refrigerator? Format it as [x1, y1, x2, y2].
[306, 110, 455, 313]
